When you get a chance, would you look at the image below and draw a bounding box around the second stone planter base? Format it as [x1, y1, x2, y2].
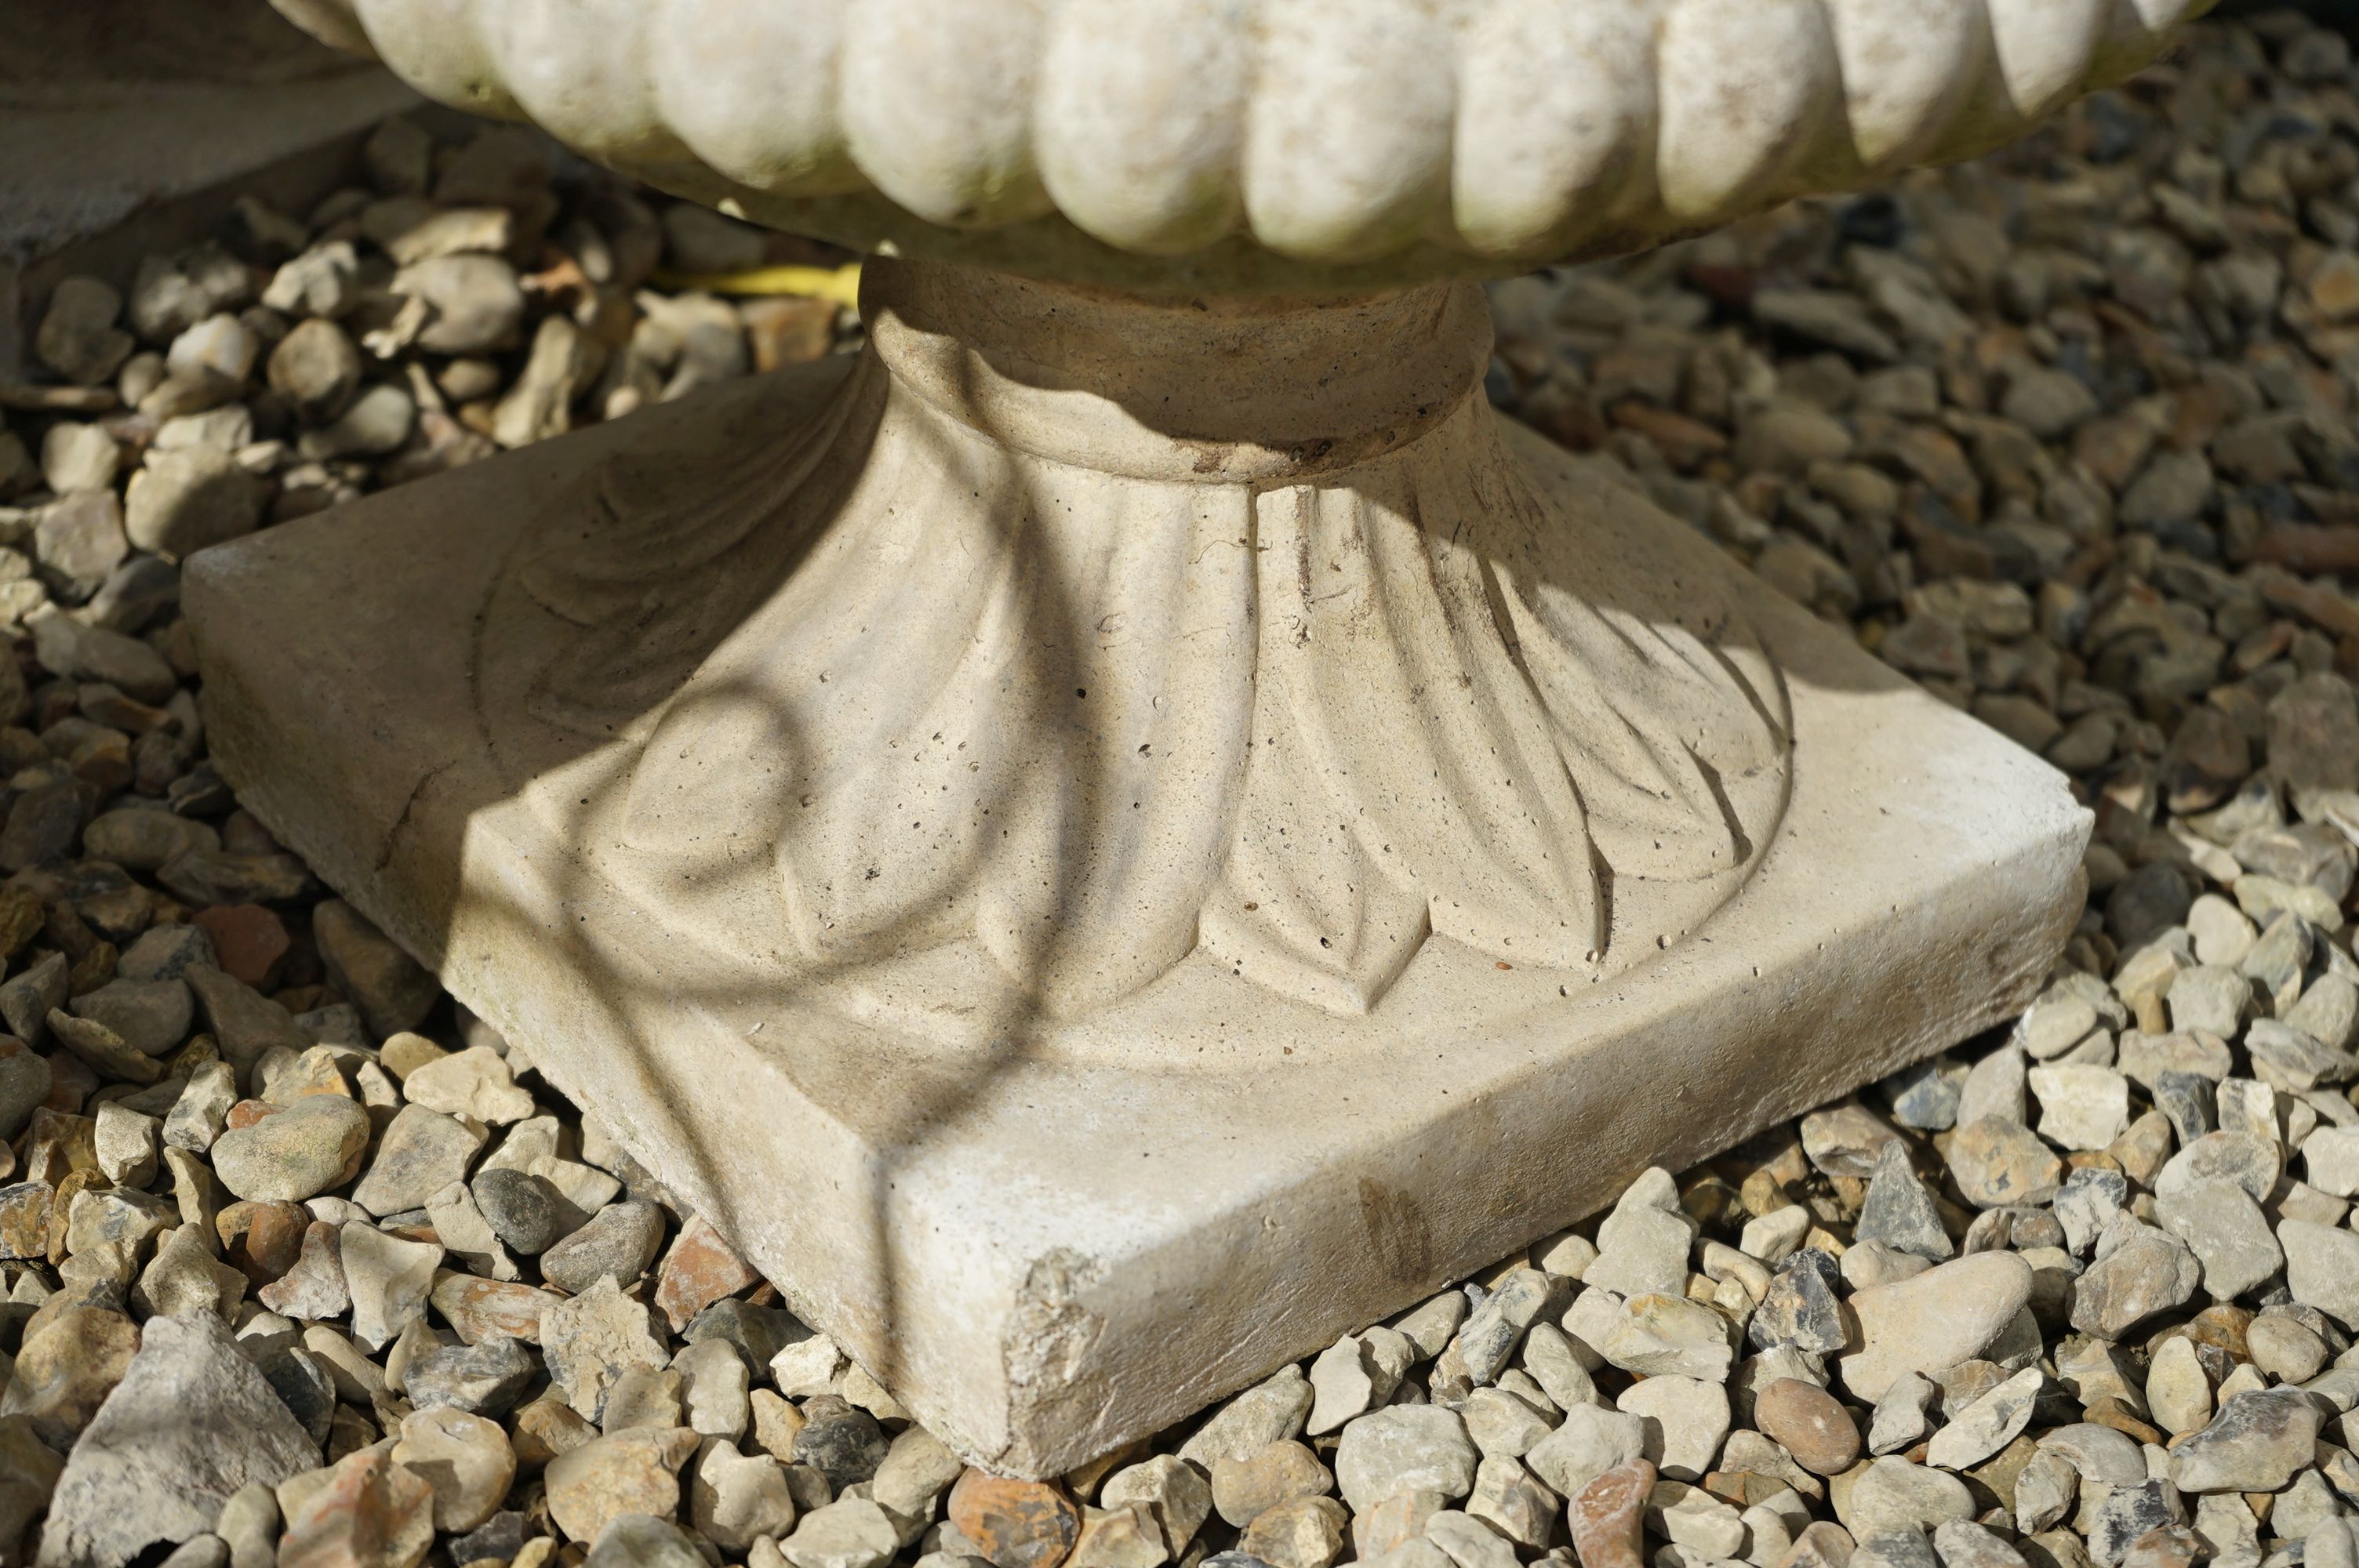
[188, 260, 2090, 1477]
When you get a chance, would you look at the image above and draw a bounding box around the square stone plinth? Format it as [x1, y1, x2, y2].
[188, 357, 2089, 1477]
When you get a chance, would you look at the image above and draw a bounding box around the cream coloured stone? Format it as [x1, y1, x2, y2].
[194, 269, 2089, 1475]
[201, 0, 2168, 1490]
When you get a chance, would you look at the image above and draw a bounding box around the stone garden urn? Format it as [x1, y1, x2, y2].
[201, 0, 2205, 1475]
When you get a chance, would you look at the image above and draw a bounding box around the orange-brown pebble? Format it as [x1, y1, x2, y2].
[949, 1469, 1081, 1568]
[652, 1213, 759, 1332]
[216, 1198, 311, 1284]
[1753, 1378, 1862, 1477]
[1567, 1457, 1655, 1568]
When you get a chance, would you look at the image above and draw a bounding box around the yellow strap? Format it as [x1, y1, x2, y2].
[649, 263, 862, 309]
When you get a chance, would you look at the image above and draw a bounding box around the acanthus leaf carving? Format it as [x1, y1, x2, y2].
[475, 275, 1791, 1033]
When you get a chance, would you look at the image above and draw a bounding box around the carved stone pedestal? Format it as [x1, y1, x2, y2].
[191, 258, 2088, 1475]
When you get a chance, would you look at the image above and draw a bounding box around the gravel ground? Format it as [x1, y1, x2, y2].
[6, 11, 2359, 1568]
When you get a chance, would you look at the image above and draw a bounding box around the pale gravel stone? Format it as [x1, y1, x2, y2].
[2027, 1064, 2131, 1152]
[1522, 1403, 1645, 1500]
[401, 1045, 537, 1125]
[771, 1331, 847, 1400]
[1839, 1254, 2033, 1402]
[1924, 1366, 2040, 1471]
[2144, 1335, 2212, 1437]
[1517, 1323, 1600, 1412]
[2305, 1126, 2359, 1196]
[1616, 1374, 1729, 1482]
[1333, 1406, 1478, 1512]
[1955, 1047, 2027, 1128]
[351, 1102, 485, 1217]
[2154, 1181, 2282, 1303]
[391, 1406, 516, 1534]
[678, 1337, 752, 1440]
[1739, 1206, 1812, 1266]
[1583, 1167, 1695, 1298]
[1389, 1293, 1468, 1360]
[872, 1428, 965, 1523]
[691, 1440, 799, 1551]
[1845, 1458, 1974, 1537]
[1179, 1365, 1314, 1469]
[424, 1181, 521, 1283]
[1463, 1455, 1554, 1548]
[781, 1497, 902, 1568]
[1868, 1372, 1937, 1456]
[2279, 1220, 2359, 1328]
[33, 1313, 318, 1568]
[1458, 1387, 1550, 1460]
[2013, 1450, 2077, 1534]
[2168, 1390, 2324, 1494]
[340, 1219, 442, 1352]
[1306, 1335, 1376, 1436]
[543, 1276, 673, 1425]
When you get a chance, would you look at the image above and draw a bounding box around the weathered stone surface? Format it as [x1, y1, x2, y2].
[540, 1199, 666, 1295]
[2283, 1219, 2359, 1327]
[1335, 1406, 1479, 1512]
[543, 1276, 670, 1422]
[656, 1213, 760, 1331]
[391, 1406, 516, 1534]
[1, 1305, 140, 1446]
[1180, 1368, 1314, 1469]
[34, 1312, 319, 1568]
[544, 1425, 700, 1543]
[1524, 1403, 1645, 1501]
[2069, 1221, 2201, 1339]
[1840, 1254, 2033, 1401]
[2167, 1390, 2323, 1494]
[276, 1444, 435, 1568]
[209, 1095, 371, 1202]
[351, 1103, 484, 1217]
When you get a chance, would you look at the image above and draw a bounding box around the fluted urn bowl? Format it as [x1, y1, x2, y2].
[277, 0, 2203, 292]
[211, 0, 2194, 1475]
